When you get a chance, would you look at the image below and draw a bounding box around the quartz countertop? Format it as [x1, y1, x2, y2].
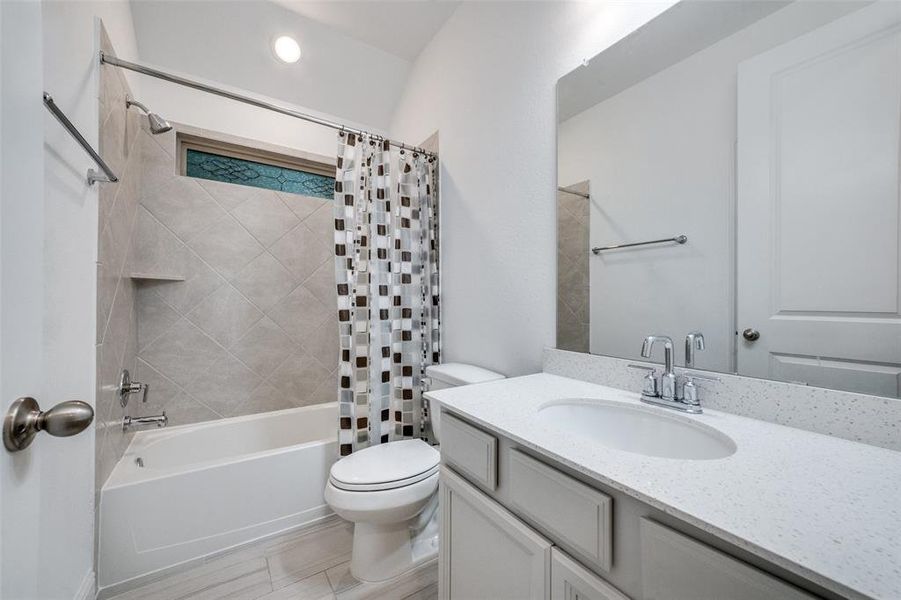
[425, 373, 901, 600]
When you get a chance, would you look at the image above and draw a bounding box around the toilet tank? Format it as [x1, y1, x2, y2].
[425, 363, 505, 443]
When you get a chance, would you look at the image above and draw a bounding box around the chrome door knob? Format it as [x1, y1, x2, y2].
[742, 328, 760, 342]
[3, 397, 94, 452]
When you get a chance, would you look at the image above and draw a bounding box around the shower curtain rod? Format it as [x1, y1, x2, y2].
[99, 52, 437, 159]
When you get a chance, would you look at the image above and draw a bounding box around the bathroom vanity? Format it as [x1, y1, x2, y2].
[426, 373, 901, 600]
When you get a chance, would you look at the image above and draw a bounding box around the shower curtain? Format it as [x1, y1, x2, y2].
[333, 132, 440, 455]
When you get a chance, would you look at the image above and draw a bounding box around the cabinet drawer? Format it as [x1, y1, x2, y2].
[509, 449, 613, 571]
[640, 519, 816, 600]
[441, 412, 498, 490]
[551, 548, 629, 600]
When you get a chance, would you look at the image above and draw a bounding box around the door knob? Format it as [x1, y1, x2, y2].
[3, 397, 94, 452]
[742, 328, 760, 342]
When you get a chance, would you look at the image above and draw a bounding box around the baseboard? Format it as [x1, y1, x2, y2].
[74, 570, 96, 600]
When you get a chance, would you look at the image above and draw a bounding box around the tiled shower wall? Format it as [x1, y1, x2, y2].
[95, 28, 142, 490]
[132, 126, 339, 425]
[556, 181, 590, 353]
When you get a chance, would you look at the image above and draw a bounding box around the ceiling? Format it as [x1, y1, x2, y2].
[272, 0, 460, 61]
[130, 0, 455, 130]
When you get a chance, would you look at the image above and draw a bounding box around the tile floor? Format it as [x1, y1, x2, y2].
[107, 518, 437, 600]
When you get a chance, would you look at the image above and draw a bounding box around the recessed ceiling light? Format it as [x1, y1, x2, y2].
[273, 36, 301, 64]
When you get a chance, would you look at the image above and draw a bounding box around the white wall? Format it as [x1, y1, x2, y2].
[557, 1, 862, 372]
[389, 1, 675, 377]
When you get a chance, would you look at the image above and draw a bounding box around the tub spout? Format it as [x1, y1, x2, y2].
[123, 412, 167, 431]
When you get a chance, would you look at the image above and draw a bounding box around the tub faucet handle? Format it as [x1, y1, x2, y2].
[119, 369, 149, 407]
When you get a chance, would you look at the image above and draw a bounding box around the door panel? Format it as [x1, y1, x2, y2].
[1, 2, 97, 598]
[737, 2, 901, 395]
[440, 467, 551, 600]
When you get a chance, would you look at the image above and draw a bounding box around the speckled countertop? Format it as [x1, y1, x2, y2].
[425, 373, 901, 600]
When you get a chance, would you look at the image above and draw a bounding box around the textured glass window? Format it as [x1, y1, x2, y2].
[185, 149, 334, 199]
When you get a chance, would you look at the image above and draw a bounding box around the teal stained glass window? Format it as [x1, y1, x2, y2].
[186, 149, 334, 199]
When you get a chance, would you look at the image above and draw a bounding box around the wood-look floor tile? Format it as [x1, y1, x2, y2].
[324, 562, 359, 594]
[184, 566, 271, 600]
[402, 582, 438, 600]
[333, 561, 438, 600]
[256, 572, 335, 600]
[267, 522, 354, 588]
[112, 557, 269, 600]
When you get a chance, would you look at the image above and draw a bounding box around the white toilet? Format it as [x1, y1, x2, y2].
[324, 363, 505, 583]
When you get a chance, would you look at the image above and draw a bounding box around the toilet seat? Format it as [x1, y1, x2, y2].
[330, 464, 439, 492]
[329, 439, 440, 492]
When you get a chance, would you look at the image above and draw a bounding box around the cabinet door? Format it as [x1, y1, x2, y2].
[440, 466, 552, 600]
[640, 519, 816, 600]
[551, 548, 630, 600]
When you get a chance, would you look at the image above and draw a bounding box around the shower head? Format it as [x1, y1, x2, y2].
[125, 96, 172, 135]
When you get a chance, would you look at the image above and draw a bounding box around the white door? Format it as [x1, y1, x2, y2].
[736, 1, 901, 397]
[1, 3, 96, 599]
[439, 467, 551, 600]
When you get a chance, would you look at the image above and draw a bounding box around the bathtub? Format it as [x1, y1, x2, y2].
[98, 403, 338, 590]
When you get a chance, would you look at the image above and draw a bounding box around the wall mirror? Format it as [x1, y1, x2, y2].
[556, 0, 901, 398]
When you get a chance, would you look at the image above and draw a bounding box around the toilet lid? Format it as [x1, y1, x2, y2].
[330, 439, 440, 491]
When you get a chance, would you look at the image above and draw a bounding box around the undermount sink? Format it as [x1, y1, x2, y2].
[538, 400, 737, 460]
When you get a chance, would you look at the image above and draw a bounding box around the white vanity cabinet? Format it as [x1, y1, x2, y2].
[439, 411, 834, 600]
[440, 466, 551, 600]
[440, 466, 627, 600]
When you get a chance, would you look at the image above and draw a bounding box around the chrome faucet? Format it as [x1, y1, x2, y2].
[119, 369, 166, 430]
[123, 413, 168, 431]
[630, 334, 719, 414]
[641, 335, 676, 400]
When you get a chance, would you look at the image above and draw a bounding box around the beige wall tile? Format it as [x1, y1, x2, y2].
[135, 286, 180, 351]
[96, 27, 142, 492]
[188, 213, 265, 280]
[269, 285, 331, 345]
[139, 318, 227, 388]
[230, 190, 300, 247]
[269, 223, 332, 281]
[186, 284, 263, 348]
[232, 252, 298, 312]
[230, 317, 297, 378]
[142, 176, 226, 241]
[129, 121, 338, 431]
[268, 350, 331, 403]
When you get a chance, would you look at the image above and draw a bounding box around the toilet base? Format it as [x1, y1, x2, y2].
[349, 498, 439, 584]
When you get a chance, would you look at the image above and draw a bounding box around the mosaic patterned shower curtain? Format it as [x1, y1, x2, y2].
[333, 132, 440, 455]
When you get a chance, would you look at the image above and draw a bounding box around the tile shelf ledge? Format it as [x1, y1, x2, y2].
[129, 272, 186, 282]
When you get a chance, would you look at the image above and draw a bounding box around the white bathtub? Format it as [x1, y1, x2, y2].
[98, 403, 338, 590]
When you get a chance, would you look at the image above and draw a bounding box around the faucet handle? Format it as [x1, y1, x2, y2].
[119, 369, 149, 407]
[628, 364, 658, 397]
[679, 371, 719, 408]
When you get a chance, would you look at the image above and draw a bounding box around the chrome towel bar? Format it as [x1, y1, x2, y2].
[43, 92, 118, 185]
[592, 235, 687, 254]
